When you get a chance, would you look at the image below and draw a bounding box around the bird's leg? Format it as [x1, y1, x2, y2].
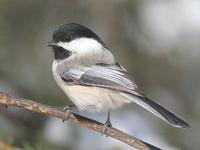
[62, 104, 76, 122]
[102, 110, 112, 135]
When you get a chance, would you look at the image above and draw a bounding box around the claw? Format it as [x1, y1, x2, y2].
[102, 120, 112, 136]
[62, 109, 72, 122]
[62, 105, 75, 122]
[63, 104, 75, 112]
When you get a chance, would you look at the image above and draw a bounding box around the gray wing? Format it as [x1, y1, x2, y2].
[61, 64, 144, 96]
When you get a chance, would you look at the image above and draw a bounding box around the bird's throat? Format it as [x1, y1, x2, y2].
[52, 46, 71, 60]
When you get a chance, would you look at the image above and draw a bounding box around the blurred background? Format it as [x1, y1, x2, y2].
[0, 0, 199, 149]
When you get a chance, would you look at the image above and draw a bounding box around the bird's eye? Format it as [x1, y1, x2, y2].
[64, 36, 71, 42]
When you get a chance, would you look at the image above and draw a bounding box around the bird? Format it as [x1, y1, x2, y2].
[47, 23, 190, 132]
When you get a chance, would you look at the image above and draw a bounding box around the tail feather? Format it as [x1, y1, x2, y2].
[121, 93, 190, 128]
[139, 96, 190, 128]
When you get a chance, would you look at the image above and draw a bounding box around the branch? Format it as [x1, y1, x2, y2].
[0, 92, 161, 150]
[0, 140, 16, 150]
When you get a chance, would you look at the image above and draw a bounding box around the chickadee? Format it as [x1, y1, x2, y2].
[48, 23, 190, 130]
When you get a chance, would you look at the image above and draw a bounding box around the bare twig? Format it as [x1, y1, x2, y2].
[0, 92, 161, 150]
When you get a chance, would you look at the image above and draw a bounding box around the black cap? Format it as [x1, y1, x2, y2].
[52, 23, 107, 47]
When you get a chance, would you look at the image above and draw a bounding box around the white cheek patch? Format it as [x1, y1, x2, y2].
[57, 38, 103, 53]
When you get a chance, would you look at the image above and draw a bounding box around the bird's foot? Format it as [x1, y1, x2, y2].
[62, 104, 75, 122]
[63, 104, 75, 112]
[102, 119, 112, 136]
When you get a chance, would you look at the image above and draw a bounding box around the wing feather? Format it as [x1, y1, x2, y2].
[61, 64, 143, 96]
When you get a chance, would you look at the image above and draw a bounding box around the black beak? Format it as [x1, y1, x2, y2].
[47, 40, 57, 47]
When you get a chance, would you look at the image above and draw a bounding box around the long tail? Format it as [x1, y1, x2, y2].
[121, 93, 190, 128]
